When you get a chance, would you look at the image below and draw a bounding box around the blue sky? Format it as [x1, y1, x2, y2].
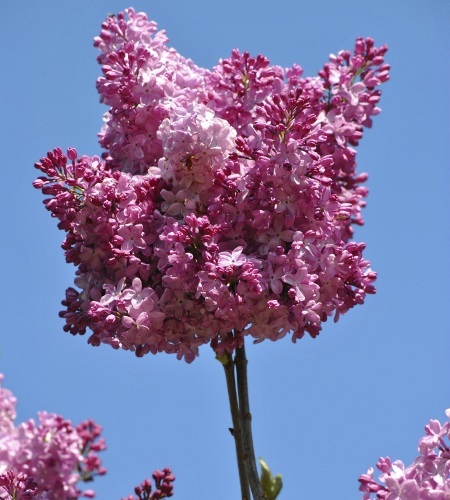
[1, 1, 449, 498]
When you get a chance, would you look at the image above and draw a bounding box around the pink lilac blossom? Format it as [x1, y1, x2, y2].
[34, 7, 389, 362]
[358, 409, 450, 499]
[0, 470, 39, 499]
[0, 374, 106, 499]
[121, 468, 175, 500]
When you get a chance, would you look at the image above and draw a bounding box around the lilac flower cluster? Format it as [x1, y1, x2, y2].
[121, 468, 175, 500]
[359, 410, 450, 499]
[34, 7, 389, 362]
[0, 470, 39, 499]
[0, 374, 106, 499]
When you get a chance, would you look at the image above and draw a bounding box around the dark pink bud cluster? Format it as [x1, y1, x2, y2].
[0, 471, 39, 499]
[76, 420, 107, 484]
[359, 410, 450, 499]
[0, 374, 106, 499]
[34, 7, 389, 362]
[121, 468, 175, 500]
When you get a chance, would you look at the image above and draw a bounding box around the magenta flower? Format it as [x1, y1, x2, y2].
[0, 374, 106, 499]
[122, 468, 175, 500]
[122, 309, 165, 345]
[118, 224, 146, 252]
[217, 247, 247, 268]
[359, 409, 450, 499]
[34, 8, 389, 362]
[122, 278, 155, 310]
[0, 470, 39, 499]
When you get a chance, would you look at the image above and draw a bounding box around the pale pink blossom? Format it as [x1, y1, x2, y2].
[359, 410, 450, 499]
[0, 374, 106, 499]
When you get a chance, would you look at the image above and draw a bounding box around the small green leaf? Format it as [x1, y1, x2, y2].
[260, 457, 272, 492]
[259, 457, 283, 500]
[272, 475, 282, 498]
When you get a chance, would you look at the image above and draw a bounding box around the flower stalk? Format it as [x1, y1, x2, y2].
[236, 344, 266, 499]
[223, 352, 251, 499]
[222, 343, 267, 499]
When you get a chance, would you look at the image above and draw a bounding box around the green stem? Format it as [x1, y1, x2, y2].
[223, 352, 251, 500]
[235, 342, 267, 500]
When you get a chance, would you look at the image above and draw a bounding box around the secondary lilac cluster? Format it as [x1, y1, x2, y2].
[122, 468, 175, 500]
[0, 374, 106, 499]
[34, 7, 389, 362]
[359, 410, 450, 499]
[0, 471, 39, 499]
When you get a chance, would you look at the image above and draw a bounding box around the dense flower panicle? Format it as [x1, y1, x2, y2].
[34, 7, 389, 362]
[359, 410, 450, 499]
[0, 374, 106, 499]
[121, 468, 175, 500]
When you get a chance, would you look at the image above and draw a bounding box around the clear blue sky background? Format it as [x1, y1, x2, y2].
[1, 1, 449, 499]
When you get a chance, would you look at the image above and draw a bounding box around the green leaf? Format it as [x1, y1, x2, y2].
[259, 457, 283, 500]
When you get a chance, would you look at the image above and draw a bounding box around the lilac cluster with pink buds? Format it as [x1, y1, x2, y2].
[0, 374, 106, 499]
[122, 468, 175, 500]
[359, 410, 450, 499]
[34, 7, 389, 362]
[0, 470, 39, 499]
